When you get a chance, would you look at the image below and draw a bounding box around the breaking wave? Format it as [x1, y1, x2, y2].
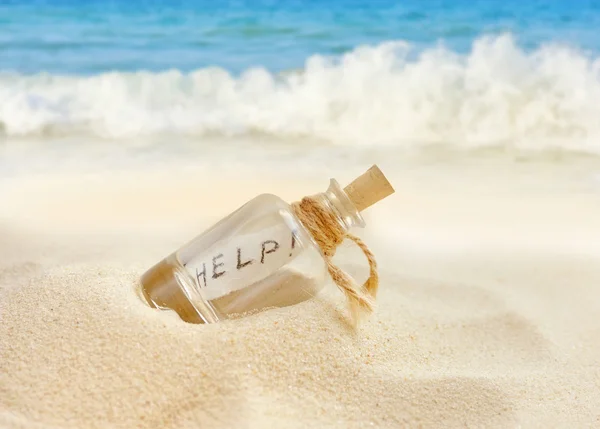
[1, 34, 600, 155]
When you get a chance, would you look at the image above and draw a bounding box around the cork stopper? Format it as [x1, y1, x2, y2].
[344, 164, 394, 212]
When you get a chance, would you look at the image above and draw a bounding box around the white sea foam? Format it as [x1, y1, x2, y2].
[1, 34, 600, 155]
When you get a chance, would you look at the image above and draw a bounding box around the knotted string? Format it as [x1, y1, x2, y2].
[291, 196, 379, 325]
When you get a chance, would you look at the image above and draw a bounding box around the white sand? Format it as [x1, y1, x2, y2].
[2, 160, 600, 428]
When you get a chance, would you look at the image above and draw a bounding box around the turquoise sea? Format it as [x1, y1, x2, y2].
[1, 0, 600, 166]
[2, 0, 600, 75]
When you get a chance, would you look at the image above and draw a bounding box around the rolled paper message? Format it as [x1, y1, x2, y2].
[181, 223, 302, 302]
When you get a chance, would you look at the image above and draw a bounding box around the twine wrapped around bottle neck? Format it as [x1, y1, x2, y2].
[291, 196, 378, 325]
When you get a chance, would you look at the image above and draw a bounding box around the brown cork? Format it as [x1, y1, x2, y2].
[344, 164, 394, 212]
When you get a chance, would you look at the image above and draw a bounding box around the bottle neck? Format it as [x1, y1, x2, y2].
[316, 178, 365, 232]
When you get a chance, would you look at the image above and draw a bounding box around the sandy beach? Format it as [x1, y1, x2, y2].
[1, 157, 599, 428]
[3, 0, 600, 426]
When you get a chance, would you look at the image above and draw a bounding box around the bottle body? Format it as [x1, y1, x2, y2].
[140, 178, 368, 323]
[141, 193, 329, 323]
[139, 166, 394, 324]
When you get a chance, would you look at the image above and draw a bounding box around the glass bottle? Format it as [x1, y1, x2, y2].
[139, 165, 394, 324]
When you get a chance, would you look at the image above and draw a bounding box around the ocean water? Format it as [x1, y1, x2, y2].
[1, 0, 600, 161]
